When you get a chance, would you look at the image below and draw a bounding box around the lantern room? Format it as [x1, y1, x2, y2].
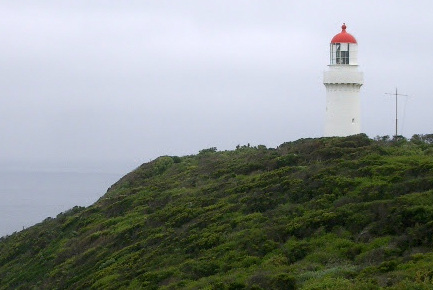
[329, 23, 359, 65]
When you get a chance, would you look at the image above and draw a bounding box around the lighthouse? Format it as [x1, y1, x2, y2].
[324, 23, 363, 137]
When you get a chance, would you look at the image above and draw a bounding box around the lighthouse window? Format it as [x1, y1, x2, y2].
[335, 43, 350, 64]
[341, 51, 349, 64]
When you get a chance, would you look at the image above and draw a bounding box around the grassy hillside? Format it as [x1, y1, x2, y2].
[1, 134, 433, 289]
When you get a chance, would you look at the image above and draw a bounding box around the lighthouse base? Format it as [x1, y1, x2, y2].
[324, 83, 362, 137]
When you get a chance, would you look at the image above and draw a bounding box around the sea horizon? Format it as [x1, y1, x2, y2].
[0, 164, 127, 237]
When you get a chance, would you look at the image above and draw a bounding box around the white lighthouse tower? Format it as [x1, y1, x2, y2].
[324, 23, 363, 137]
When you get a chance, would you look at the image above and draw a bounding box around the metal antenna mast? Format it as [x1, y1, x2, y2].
[385, 88, 408, 137]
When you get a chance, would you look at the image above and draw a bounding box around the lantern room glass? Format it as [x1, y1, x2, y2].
[330, 43, 350, 65]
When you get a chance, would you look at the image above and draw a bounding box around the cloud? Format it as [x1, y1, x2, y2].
[0, 1, 432, 170]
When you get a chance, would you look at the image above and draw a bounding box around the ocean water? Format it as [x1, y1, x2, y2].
[0, 170, 122, 237]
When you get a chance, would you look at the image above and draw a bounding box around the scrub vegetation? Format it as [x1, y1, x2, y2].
[1, 134, 433, 289]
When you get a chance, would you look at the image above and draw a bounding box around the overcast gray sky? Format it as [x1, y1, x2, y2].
[1, 1, 432, 173]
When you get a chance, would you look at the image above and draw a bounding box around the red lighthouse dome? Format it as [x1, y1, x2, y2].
[331, 23, 357, 44]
